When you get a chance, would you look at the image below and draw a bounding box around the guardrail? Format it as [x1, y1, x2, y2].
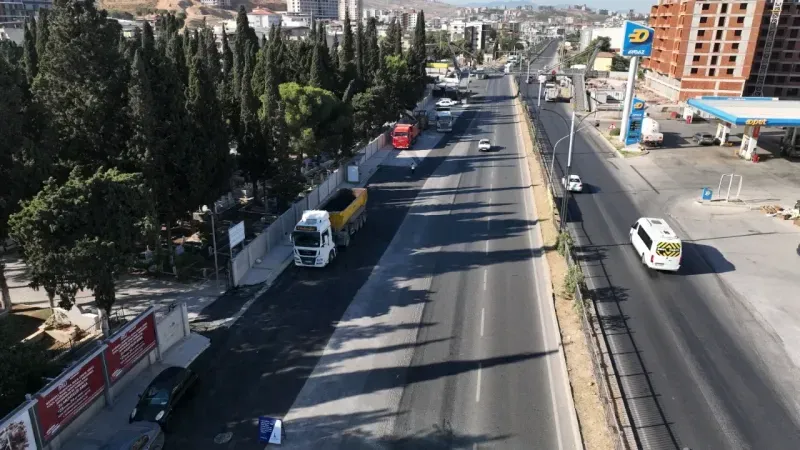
[516, 77, 632, 450]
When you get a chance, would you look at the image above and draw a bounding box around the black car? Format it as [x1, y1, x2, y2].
[130, 366, 197, 428]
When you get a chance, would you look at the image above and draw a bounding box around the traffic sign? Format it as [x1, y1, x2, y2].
[622, 21, 654, 57]
[551, 70, 556, 75]
[258, 417, 284, 444]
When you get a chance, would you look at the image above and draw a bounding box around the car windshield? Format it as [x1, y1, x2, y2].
[142, 387, 169, 406]
[570, 176, 581, 182]
[394, 132, 408, 137]
[292, 231, 321, 247]
[480, 140, 489, 144]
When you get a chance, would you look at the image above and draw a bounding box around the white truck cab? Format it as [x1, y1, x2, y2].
[630, 217, 682, 272]
[292, 211, 336, 267]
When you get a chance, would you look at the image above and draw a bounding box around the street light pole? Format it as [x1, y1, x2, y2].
[550, 125, 591, 178]
[559, 111, 576, 229]
[202, 205, 220, 288]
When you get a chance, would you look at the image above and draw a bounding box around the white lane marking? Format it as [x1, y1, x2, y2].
[480, 308, 486, 336]
[483, 269, 488, 290]
[512, 77, 567, 450]
[485, 240, 489, 255]
[475, 364, 483, 403]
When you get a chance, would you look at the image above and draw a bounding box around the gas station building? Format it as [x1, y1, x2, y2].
[686, 97, 800, 161]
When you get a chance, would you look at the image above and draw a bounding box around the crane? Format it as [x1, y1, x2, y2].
[752, 0, 784, 96]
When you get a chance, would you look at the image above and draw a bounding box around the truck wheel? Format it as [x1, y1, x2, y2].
[327, 253, 333, 265]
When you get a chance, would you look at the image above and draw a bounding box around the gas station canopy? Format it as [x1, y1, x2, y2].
[686, 96, 800, 127]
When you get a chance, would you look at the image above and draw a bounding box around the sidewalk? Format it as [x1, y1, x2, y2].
[2, 252, 226, 322]
[60, 333, 210, 450]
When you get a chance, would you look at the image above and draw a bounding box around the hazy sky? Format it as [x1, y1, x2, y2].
[443, 0, 648, 13]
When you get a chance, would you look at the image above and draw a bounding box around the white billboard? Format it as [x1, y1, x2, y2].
[0, 405, 38, 450]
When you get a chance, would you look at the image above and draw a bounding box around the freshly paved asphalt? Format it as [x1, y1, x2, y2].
[523, 42, 800, 449]
[165, 74, 575, 449]
[388, 74, 576, 448]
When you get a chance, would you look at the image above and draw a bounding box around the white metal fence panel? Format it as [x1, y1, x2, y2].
[307, 188, 320, 210]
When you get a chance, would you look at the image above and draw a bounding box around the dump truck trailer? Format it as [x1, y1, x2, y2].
[291, 188, 368, 267]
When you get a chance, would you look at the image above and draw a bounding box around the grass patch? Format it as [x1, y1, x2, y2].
[563, 264, 585, 296]
[2, 307, 51, 343]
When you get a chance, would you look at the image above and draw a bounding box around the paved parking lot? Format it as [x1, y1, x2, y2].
[604, 111, 800, 379]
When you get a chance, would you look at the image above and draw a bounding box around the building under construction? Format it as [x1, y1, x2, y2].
[643, 0, 800, 101]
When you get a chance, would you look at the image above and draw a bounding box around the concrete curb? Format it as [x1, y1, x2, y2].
[513, 85, 585, 450]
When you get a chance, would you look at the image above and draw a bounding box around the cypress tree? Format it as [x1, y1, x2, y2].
[413, 11, 426, 71]
[309, 40, 324, 89]
[392, 21, 403, 56]
[35, 9, 49, 62]
[22, 22, 37, 84]
[341, 6, 354, 66]
[365, 18, 379, 81]
[205, 28, 221, 83]
[221, 25, 233, 78]
[331, 34, 339, 71]
[32, 0, 127, 171]
[233, 5, 250, 98]
[238, 41, 265, 201]
[126, 49, 156, 171]
[186, 54, 230, 208]
[168, 33, 187, 86]
[355, 16, 365, 81]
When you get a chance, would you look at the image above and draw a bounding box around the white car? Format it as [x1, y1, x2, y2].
[478, 139, 491, 152]
[562, 174, 583, 192]
[436, 99, 457, 108]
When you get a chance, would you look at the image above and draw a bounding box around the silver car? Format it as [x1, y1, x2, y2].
[97, 422, 165, 450]
[693, 132, 715, 145]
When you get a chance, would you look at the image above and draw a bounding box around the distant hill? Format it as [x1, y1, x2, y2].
[362, 0, 458, 17]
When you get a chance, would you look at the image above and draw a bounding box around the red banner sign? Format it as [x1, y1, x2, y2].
[36, 353, 105, 442]
[104, 312, 157, 384]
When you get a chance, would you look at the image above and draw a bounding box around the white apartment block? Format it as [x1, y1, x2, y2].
[247, 9, 282, 29]
[287, 0, 337, 19]
[338, 0, 362, 21]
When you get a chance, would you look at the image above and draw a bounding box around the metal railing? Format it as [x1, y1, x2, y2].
[516, 78, 631, 449]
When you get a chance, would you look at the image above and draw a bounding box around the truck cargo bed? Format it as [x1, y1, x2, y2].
[321, 188, 368, 233]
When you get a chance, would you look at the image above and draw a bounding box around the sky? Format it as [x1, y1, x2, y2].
[443, 0, 648, 13]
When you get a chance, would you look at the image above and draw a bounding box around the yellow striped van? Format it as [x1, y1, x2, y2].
[629, 217, 682, 272]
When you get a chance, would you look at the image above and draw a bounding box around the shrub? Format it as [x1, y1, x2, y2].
[609, 127, 620, 136]
[563, 264, 584, 295]
[556, 231, 573, 256]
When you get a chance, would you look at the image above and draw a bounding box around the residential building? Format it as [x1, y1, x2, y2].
[287, 0, 337, 19]
[579, 26, 626, 52]
[338, 0, 361, 21]
[593, 51, 614, 71]
[0, 0, 51, 28]
[642, 0, 767, 101]
[282, 12, 313, 28]
[247, 9, 281, 28]
[200, 0, 230, 7]
[429, 17, 441, 28]
[0, 26, 23, 43]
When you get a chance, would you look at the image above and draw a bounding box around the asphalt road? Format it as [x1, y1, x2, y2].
[164, 73, 575, 449]
[523, 42, 800, 449]
[387, 74, 578, 449]
[164, 94, 480, 449]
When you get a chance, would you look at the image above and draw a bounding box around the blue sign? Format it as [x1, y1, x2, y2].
[258, 416, 284, 444]
[702, 188, 713, 201]
[622, 21, 654, 57]
[625, 98, 646, 145]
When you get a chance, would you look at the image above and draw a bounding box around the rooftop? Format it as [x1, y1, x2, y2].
[687, 97, 800, 127]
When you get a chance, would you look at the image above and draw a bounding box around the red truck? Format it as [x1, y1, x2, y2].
[392, 123, 419, 149]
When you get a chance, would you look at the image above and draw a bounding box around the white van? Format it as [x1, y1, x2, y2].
[629, 217, 682, 271]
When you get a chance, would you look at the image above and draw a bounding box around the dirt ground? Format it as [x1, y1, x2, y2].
[515, 98, 615, 450]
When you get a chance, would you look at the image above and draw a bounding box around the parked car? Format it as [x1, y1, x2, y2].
[562, 174, 584, 192]
[478, 139, 492, 152]
[98, 422, 165, 450]
[436, 98, 457, 108]
[693, 132, 715, 145]
[130, 366, 198, 429]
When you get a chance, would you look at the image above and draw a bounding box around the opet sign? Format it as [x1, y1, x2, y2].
[745, 119, 768, 126]
[622, 21, 655, 57]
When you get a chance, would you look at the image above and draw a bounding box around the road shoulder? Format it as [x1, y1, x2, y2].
[515, 89, 613, 450]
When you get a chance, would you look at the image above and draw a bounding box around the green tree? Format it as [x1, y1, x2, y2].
[355, 17, 365, 81]
[204, 27, 221, 83]
[32, 0, 127, 174]
[279, 82, 350, 161]
[392, 20, 403, 56]
[219, 25, 238, 138]
[341, 6, 354, 74]
[351, 87, 387, 143]
[377, 55, 417, 116]
[185, 55, 231, 209]
[611, 55, 630, 71]
[365, 18, 379, 81]
[330, 33, 340, 71]
[0, 326, 59, 418]
[10, 168, 150, 335]
[237, 43, 267, 201]
[168, 32, 187, 85]
[22, 20, 37, 84]
[35, 9, 49, 63]
[233, 5, 257, 98]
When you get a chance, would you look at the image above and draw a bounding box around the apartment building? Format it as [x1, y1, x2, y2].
[643, 0, 768, 101]
[338, 0, 361, 21]
[0, 0, 51, 28]
[287, 0, 338, 19]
